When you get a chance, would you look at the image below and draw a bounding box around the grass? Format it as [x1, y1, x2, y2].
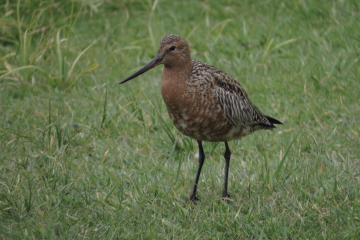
[1, 0, 360, 239]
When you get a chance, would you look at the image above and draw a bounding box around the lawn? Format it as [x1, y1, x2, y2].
[1, 0, 359, 239]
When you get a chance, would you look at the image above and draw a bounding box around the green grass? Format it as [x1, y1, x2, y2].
[1, 0, 360, 239]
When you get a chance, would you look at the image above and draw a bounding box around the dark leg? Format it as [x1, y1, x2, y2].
[189, 140, 205, 201]
[222, 142, 231, 198]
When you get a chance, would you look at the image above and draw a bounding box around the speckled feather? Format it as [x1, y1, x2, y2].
[189, 60, 272, 128]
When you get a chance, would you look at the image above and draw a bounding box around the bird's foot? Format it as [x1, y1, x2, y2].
[186, 195, 199, 204]
[219, 194, 232, 204]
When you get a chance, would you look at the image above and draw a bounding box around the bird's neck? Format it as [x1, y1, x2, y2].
[161, 60, 192, 86]
[161, 62, 192, 112]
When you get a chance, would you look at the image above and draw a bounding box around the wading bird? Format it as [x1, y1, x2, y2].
[120, 34, 282, 202]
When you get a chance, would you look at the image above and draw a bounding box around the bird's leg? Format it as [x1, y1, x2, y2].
[222, 142, 231, 199]
[189, 140, 205, 202]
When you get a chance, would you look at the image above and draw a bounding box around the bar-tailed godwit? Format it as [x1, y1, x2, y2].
[120, 34, 282, 201]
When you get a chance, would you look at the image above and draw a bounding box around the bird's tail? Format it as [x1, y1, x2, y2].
[265, 115, 282, 126]
[257, 115, 282, 129]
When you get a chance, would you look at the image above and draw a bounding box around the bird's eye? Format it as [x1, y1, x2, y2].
[169, 45, 176, 51]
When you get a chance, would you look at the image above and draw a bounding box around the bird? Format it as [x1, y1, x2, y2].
[119, 34, 282, 202]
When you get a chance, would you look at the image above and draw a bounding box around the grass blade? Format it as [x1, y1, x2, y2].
[275, 130, 301, 180]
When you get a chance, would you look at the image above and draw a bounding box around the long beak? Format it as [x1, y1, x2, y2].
[119, 55, 163, 84]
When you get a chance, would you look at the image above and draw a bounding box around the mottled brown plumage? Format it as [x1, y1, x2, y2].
[120, 34, 282, 201]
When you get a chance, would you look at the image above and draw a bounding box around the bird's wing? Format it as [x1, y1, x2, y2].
[190, 60, 273, 127]
[211, 67, 271, 127]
